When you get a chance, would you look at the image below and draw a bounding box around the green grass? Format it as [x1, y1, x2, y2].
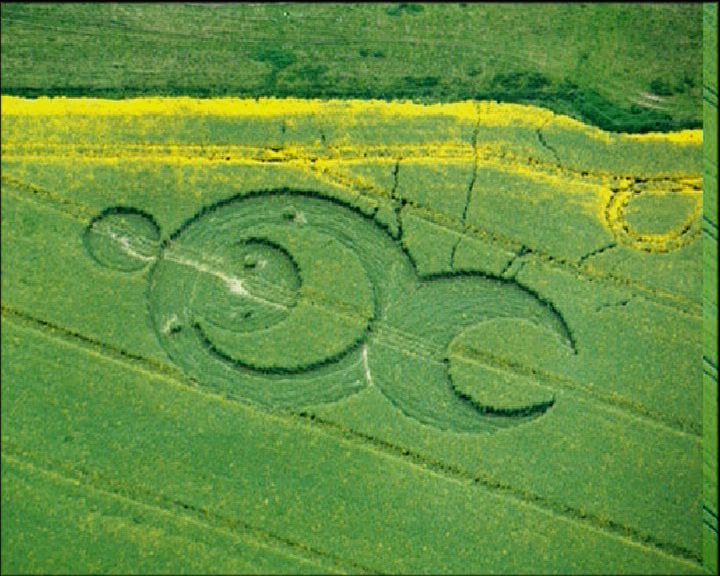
[0, 2, 703, 133]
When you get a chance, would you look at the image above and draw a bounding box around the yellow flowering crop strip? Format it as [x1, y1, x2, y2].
[1, 95, 702, 252]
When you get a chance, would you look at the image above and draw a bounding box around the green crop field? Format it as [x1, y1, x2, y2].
[1, 3, 717, 575]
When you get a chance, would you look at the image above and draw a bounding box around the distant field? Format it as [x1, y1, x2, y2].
[0, 3, 703, 132]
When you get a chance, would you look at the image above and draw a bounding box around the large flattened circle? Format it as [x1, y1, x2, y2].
[148, 191, 403, 408]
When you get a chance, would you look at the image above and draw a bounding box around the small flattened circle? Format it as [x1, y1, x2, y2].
[605, 178, 701, 253]
[84, 207, 161, 272]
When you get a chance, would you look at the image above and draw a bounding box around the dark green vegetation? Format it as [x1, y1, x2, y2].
[0, 2, 703, 133]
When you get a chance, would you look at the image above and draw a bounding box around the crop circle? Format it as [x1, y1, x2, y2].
[84, 207, 161, 271]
